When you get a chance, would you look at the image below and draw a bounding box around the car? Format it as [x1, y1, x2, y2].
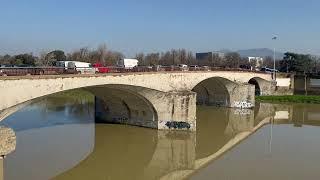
[260, 67, 279, 73]
[178, 64, 188, 71]
[201, 66, 211, 71]
[0, 69, 5, 76]
[189, 65, 200, 71]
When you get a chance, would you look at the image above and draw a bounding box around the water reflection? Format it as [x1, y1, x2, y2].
[2, 92, 320, 180]
[192, 103, 320, 180]
[55, 126, 195, 180]
[1, 94, 95, 180]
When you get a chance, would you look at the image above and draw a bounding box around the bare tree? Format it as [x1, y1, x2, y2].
[135, 53, 145, 66]
[263, 56, 273, 68]
[145, 53, 160, 66]
[186, 51, 196, 65]
[97, 43, 107, 63]
[36, 51, 49, 66]
[105, 51, 124, 66]
[159, 51, 172, 65]
[224, 52, 241, 68]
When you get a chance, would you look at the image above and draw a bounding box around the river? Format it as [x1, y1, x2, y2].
[1, 90, 320, 180]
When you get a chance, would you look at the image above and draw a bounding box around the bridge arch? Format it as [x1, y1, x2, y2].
[192, 77, 236, 107]
[1, 84, 160, 129]
[1, 82, 197, 130]
[248, 78, 261, 96]
[248, 77, 273, 96]
[86, 84, 159, 128]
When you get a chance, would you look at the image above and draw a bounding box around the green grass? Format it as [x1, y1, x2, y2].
[50, 89, 95, 103]
[256, 95, 320, 104]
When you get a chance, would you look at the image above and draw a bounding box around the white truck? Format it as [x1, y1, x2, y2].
[56, 61, 96, 74]
[117, 59, 139, 69]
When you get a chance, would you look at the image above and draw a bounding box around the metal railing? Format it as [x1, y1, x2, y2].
[0, 66, 270, 77]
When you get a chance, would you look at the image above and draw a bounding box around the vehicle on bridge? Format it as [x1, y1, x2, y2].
[201, 66, 211, 71]
[260, 67, 279, 73]
[93, 63, 110, 73]
[178, 64, 189, 71]
[117, 59, 139, 69]
[56, 61, 96, 74]
[189, 65, 200, 71]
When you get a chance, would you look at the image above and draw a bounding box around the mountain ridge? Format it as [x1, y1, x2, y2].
[236, 48, 284, 59]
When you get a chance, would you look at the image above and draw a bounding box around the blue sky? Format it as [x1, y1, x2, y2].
[0, 0, 320, 56]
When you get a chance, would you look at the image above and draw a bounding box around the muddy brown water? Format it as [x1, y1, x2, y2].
[1, 93, 320, 180]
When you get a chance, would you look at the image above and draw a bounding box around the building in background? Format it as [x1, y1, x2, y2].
[248, 56, 264, 70]
[196, 51, 225, 62]
[196, 52, 225, 60]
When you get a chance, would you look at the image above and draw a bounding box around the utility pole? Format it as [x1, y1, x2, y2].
[272, 36, 278, 81]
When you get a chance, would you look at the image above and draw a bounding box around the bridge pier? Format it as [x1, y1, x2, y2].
[0, 126, 16, 180]
[0, 157, 2, 180]
[229, 84, 255, 108]
[94, 87, 197, 131]
[0, 127, 16, 158]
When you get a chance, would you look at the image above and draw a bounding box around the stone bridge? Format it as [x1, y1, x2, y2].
[0, 71, 277, 131]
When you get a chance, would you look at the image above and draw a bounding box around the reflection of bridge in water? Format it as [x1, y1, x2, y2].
[2, 103, 320, 180]
[54, 105, 281, 180]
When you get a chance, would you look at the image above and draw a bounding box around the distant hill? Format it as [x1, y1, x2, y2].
[236, 48, 284, 59]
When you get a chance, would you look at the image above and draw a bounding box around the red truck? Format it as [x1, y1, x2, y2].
[93, 63, 110, 73]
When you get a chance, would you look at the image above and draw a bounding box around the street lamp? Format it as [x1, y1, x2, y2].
[272, 36, 278, 80]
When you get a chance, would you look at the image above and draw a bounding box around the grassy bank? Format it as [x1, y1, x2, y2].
[256, 95, 320, 104]
[49, 89, 95, 103]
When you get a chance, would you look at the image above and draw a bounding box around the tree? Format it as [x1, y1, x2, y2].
[68, 47, 91, 63]
[224, 52, 241, 68]
[263, 56, 273, 68]
[186, 51, 196, 65]
[14, 53, 36, 66]
[280, 52, 313, 73]
[144, 53, 160, 66]
[159, 51, 172, 65]
[311, 56, 320, 74]
[178, 49, 187, 64]
[239, 57, 251, 70]
[135, 53, 145, 66]
[97, 43, 107, 63]
[0, 54, 11, 65]
[46, 50, 66, 61]
[35, 51, 49, 66]
[105, 51, 124, 66]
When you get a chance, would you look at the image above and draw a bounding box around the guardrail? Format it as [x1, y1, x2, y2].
[0, 66, 269, 77]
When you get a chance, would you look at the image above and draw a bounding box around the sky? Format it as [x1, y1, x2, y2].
[0, 0, 320, 57]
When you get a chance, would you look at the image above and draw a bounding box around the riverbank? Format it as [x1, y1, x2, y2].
[256, 95, 320, 104]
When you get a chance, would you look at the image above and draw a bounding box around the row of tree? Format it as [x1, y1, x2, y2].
[0, 44, 124, 67]
[1, 45, 320, 74]
[279, 52, 320, 74]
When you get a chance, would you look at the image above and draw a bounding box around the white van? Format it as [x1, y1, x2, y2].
[56, 61, 95, 74]
[117, 59, 139, 69]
